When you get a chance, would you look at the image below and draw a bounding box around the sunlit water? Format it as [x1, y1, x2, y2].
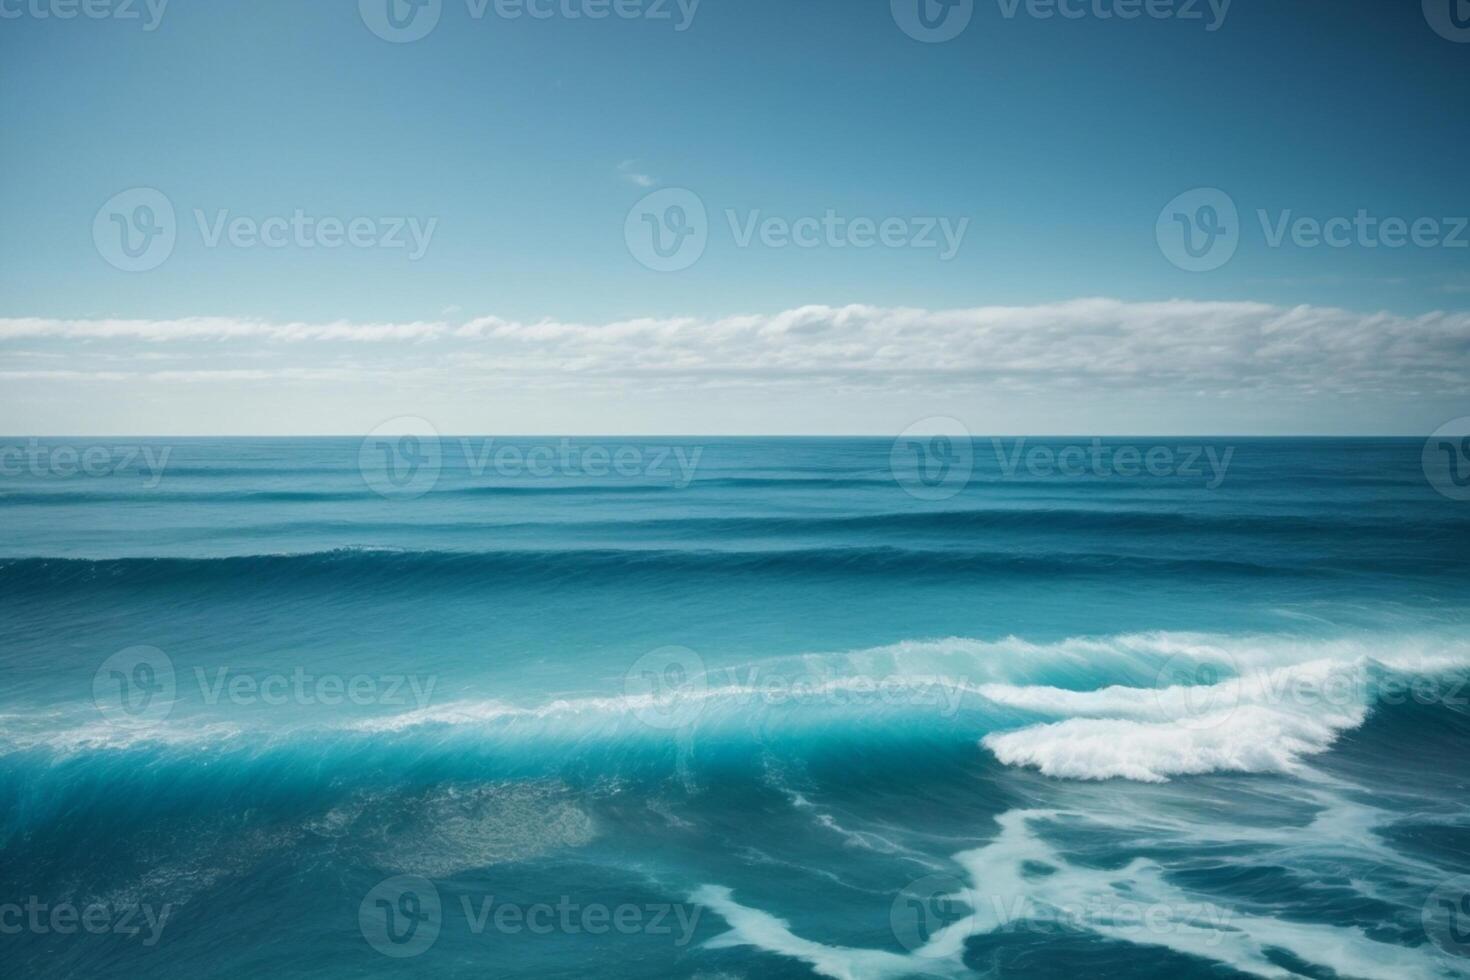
[2, 437, 1469, 979]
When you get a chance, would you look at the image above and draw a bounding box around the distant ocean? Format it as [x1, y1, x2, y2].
[2, 436, 1469, 979]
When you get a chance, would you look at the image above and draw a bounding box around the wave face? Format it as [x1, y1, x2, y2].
[3, 437, 1470, 980]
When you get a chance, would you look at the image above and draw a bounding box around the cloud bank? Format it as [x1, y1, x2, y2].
[3, 299, 1466, 399]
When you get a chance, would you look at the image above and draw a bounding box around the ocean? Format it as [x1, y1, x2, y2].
[2, 435, 1469, 979]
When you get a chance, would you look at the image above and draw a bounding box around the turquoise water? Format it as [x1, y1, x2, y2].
[2, 437, 1469, 978]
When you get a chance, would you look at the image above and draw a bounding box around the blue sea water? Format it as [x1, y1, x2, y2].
[2, 436, 1469, 979]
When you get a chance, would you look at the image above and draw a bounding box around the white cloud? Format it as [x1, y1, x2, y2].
[0, 317, 445, 343]
[2, 299, 1468, 397]
[617, 159, 658, 188]
[447, 299, 1470, 395]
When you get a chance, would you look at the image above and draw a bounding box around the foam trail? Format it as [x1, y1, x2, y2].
[692, 885, 950, 980]
[695, 805, 1464, 980]
[6, 633, 1468, 767]
[980, 654, 1467, 782]
[980, 703, 1365, 782]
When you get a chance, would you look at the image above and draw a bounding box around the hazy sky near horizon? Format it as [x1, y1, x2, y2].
[1, 0, 1468, 434]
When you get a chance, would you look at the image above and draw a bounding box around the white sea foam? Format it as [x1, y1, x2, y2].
[5, 632, 1466, 763]
[977, 640, 1470, 782]
[693, 884, 939, 980]
[694, 804, 1463, 980]
[681, 634, 1470, 975]
[979, 658, 1380, 782]
[981, 707, 1362, 783]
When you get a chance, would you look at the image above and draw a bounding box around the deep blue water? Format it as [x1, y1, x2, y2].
[2, 436, 1469, 979]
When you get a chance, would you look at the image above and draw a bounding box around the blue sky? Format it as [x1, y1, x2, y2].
[1, 0, 1467, 434]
